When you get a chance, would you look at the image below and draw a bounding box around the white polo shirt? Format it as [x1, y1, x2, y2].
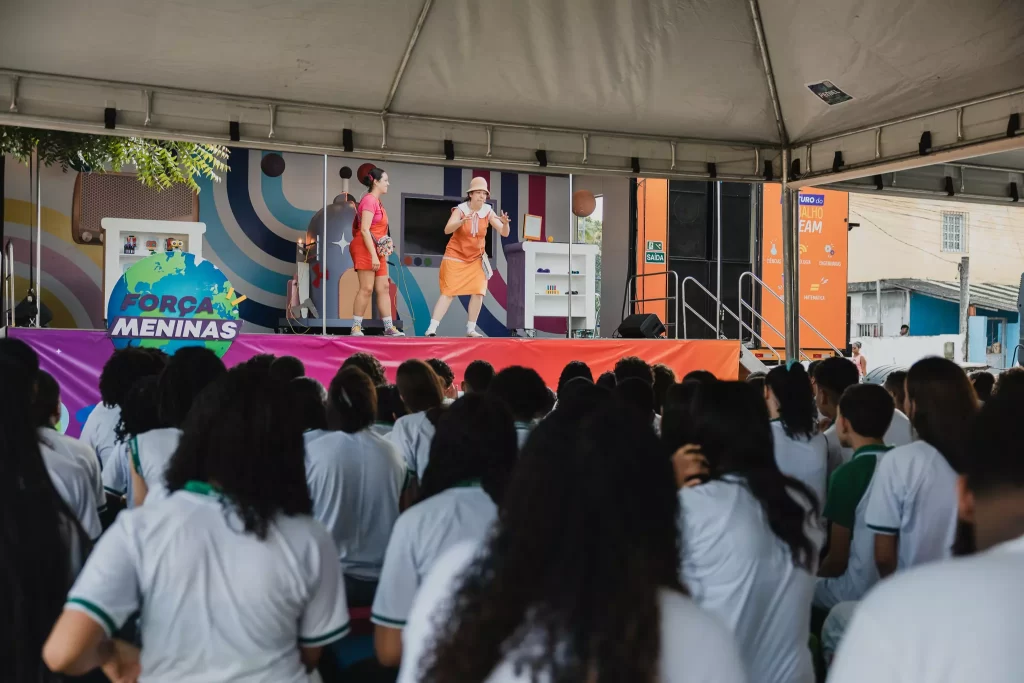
[131, 427, 183, 504]
[38, 427, 103, 507]
[42, 445, 102, 540]
[397, 540, 747, 683]
[828, 534, 1024, 683]
[305, 429, 406, 580]
[65, 482, 350, 683]
[371, 485, 497, 628]
[371, 421, 394, 439]
[388, 412, 435, 481]
[864, 440, 958, 570]
[679, 477, 823, 683]
[825, 409, 913, 476]
[303, 428, 330, 447]
[514, 420, 535, 450]
[79, 403, 121, 469]
[771, 421, 828, 511]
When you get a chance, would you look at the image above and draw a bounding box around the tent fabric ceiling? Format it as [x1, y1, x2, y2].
[0, 0, 1022, 164]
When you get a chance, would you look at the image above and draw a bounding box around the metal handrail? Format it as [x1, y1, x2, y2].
[738, 271, 844, 359]
[2, 240, 13, 327]
[622, 270, 680, 339]
[680, 276, 781, 361]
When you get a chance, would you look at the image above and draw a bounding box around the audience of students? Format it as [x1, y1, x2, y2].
[6, 339, 1003, 682]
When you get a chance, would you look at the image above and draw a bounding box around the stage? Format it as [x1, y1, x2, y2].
[8, 328, 739, 438]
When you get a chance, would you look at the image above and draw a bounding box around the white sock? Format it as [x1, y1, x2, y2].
[382, 316, 394, 330]
[466, 321, 477, 334]
[352, 316, 363, 326]
[426, 319, 440, 334]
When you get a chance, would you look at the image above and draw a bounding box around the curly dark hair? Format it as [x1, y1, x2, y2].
[689, 381, 818, 568]
[426, 358, 455, 390]
[290, 377, 327, 433]
[115, 376, 164, 442]
[418, 394, 518, 506]
[157, 347, 226, 427]
[268, 355, 305, 383]
[993, 366, 1024, 399]
[342, 351, 387, 387]
[419, 397, 683, 683]
[327, 366, 377, 433]
[165, 366, 312, 540]
[651, 363, 676, 414]
[613, 355, 653, 384]
[98, 348, 167, 408]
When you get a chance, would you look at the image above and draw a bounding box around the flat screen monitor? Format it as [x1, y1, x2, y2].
[401, 194, 495, 265]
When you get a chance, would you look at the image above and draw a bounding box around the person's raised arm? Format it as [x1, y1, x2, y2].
[445, 209, 472, 235]
[489, 210, 511, 238]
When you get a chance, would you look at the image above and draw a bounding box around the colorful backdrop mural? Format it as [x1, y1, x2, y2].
[3, 150, 573, 338]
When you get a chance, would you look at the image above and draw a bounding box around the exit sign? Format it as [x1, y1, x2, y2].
[646, 240, 664, 251]
[645, 251, 666, 264]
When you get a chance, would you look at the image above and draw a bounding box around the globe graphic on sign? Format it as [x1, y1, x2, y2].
[107, 251, 240, 357]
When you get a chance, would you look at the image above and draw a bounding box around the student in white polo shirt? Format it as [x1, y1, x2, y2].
[488, 365, 550, 448]
[291, 376, 331, 446]
[828, 392, 1024, 683]
[372, 383, 405, 438]
[131, 347, 225, 505]
[765, 363, 828, 509]
[103, 376, 163, 509]
[43, 366, 349, 683]
[865, 357, 977, 577]
[814, 357, 912, 476]
[80, 348, 166, 470]
[388, 359, 445, 485]
[679, 381, 823, 683]
[2, 350, 94, 683]
[306, 366, 406, 607]
[815, 383, 895, 611]
[34, 370, 104, 512]
[398, 398, 745, 683]
[372, 393, 519, 669]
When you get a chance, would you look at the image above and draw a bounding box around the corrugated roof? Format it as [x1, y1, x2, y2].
[849, 278, 1021, 313]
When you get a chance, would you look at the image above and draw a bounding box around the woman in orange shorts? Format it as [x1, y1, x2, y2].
[350, 166, 403, 336]
[425, 177, 510, 337]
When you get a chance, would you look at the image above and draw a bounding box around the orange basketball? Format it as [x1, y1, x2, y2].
[572, 190, 597, 217]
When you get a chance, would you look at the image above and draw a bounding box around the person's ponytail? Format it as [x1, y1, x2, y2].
[766, 363, 817, 440]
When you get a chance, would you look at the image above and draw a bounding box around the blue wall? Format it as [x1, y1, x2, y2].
[908, 293, 959, 335]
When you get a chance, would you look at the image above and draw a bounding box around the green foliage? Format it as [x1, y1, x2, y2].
[0, 126, 229, 193]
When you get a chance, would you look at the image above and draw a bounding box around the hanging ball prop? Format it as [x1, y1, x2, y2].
[572, 190, 597, 218]
[356, 163, 377, 186]
[260, 153, 286, 178]
[339, 166, 353, 179]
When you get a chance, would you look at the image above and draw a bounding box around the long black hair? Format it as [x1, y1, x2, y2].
[164, 366, 312, 539]
[98, 347, 167, 408]
[689, 381, 818, 569]
[765, 363, 817, 440]
[419, 397, 682, 683]
[418, 394, 518, 505]
[0, 354, 89, 683]
[906, 357, 978, 472]
[157, 347, 226, 427]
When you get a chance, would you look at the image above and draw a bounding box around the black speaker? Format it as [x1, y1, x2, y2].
[669, 181, 708, 259]
[617, 313, 666, 339]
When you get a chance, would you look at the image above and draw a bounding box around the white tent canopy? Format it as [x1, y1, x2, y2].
[2, 0, 1023, 184]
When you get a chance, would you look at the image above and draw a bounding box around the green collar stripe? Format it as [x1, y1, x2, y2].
[371, 612, 407, 627]
[183, 480, 224, 498]
[129, 437, 142, 477]
[454, 478, 482, 488]
[67, 597, 118, 635]
[852, 444, 893, 458]
[298, 622, 351, 645]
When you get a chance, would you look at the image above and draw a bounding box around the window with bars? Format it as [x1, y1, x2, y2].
[857, 323, 882, 338]
[941, 211, 967, 253]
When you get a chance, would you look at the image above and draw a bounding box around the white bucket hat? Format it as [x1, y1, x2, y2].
[465, 176, 490, 196]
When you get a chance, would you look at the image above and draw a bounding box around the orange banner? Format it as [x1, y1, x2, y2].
[761, 185, 849, 350]
[636, 179, 669, 323]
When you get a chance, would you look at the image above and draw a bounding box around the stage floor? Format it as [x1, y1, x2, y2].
[8, 328, 739, 438]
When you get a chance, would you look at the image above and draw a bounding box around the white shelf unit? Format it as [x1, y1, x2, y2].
[100, 218, 207, 312]
[506, 241, 598, 332]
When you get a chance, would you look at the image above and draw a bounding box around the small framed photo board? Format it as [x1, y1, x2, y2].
[523, 214, 543, 241]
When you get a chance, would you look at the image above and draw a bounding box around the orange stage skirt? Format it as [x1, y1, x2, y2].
[439, 257, 487, 297]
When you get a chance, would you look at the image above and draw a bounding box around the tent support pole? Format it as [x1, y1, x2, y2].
[781, 148, 799, 363]
[747, 0, 788, 149]
[381, 0, 435, 113]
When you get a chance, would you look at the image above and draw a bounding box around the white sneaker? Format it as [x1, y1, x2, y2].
[350, 324, 364, 336]
[466, 329, 484, 338]
[383, 328, 405, 337]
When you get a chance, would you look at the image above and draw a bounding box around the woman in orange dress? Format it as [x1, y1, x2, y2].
[425, 177, 510, 337]
[350, 166, 403, 336]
